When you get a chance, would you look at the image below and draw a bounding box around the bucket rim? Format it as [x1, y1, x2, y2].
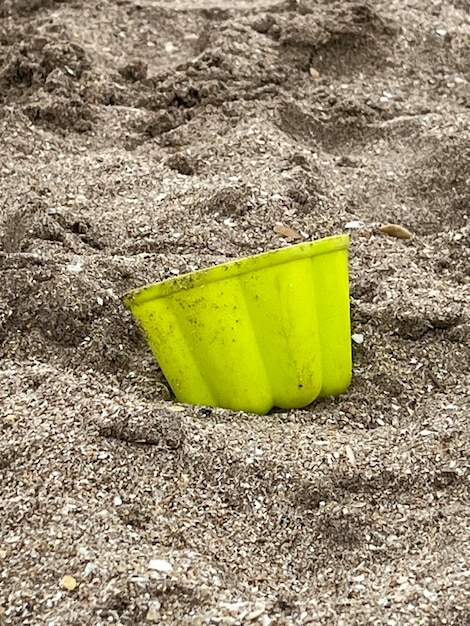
[123, 233, 349, 308]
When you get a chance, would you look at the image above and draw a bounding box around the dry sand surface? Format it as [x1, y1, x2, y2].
[1, 0, 470, 624]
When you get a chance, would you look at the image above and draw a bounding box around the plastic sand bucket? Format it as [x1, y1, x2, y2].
[123, 234, 351, 414]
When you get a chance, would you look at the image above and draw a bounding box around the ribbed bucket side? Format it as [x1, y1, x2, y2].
[313, 247, 352, 397]
[135, 278, 275, 414]
[124, 235, 351, 413]
[235, 259, 323, 410]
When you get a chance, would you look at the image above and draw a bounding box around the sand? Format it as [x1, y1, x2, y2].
[1, 0, 470, 624]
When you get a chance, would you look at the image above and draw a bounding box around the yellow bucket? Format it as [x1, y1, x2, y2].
[123, 234, 351, 414]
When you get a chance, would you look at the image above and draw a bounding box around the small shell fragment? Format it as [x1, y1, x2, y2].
[309, 67, 320, 79]
[273, 224, 302, 241]
[379, 224, 413, 239]
[61, 575, 78, 591]
[148, 559, 173, 573]
[146, 600, 162, 621]
[345, 444, 357, 466]
[168, 405, 185, 412]
[246, 608, 266, 621]
[345, 220, 364, 229]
